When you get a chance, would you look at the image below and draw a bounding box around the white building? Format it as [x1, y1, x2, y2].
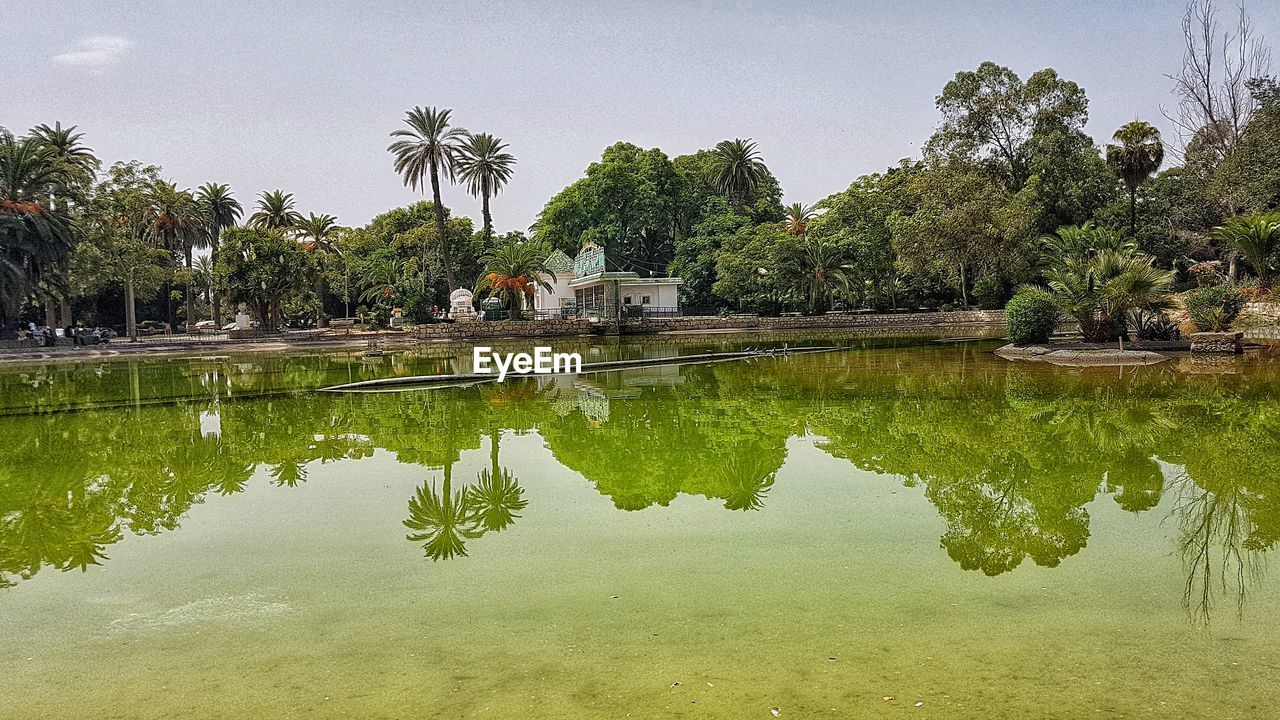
[534, 245, 683, 319]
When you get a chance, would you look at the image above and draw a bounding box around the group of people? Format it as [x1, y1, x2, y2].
[12, 322, 116, 347]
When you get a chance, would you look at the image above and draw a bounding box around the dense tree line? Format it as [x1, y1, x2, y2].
[4, 1, 1279, 334]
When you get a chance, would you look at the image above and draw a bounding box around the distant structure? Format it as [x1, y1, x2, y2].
[449, 288, 481, 322]
[533, 243, 682, 319]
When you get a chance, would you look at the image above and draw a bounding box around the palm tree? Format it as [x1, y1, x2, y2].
[359, 257, 406, 305]
[708, 138, 767, 213]
[1041, 225, 1177, 342]
[784, 203, 817, 236]
[475, 241, 555, 320]
[29, 122, 98, 325]
[0, 134, 77, 326]
[788, 235, 853, 314]
[195, 182, 242, 325]
[29, 122, 98, 185]
[295, 212, 340, 326]
[388, 106, 467, 289]
[247, 190, 302, 230]
[1212, 212, 1280, 286]
[453, 132, 516, 243]
[193, 254, 215, 307]
[143, 182, 206, 329]
[1105, 121, 1164, 237]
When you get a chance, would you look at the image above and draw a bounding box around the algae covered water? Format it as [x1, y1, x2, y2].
[2, 335, 1279, 718]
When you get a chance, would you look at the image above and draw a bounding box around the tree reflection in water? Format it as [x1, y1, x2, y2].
[2, 346, 1280, 624]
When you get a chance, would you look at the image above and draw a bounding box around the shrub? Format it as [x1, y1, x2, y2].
[1185, 284, 1246, 332]
[973, 275, 1008, 310]
[1005, 289, 1060, 344]
[1128, 309, 1180, 341]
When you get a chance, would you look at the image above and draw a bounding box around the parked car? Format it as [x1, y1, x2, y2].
[194, 320, 217, 330]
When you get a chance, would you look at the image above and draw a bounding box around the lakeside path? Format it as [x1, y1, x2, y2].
[0, 311, 1015, 367]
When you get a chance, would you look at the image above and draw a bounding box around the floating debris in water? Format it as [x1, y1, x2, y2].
[771, 707, 781, 717]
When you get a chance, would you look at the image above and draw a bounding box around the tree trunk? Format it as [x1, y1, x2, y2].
[43, 298, 56, 329]
[184, 246, 195, 329]
[1228, 253, 1239, 283]
[125, 275, 137, 339]
[429, 158, 457, 290]
[482, 191, 492, 244]
[211, 231, 222, 326]
[59, 298, 72, 328]
[1129, 187, 1138, 237]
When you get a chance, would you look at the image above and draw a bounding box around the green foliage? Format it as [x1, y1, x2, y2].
[1128, 309, 1180, 341]
[475, 240, 556, 320]
[1005, 289, 1060, 344]
[217, 227, 311, 329]
[1040, 223, 1176, 342]
[1185, 284, 1246, 332]
[973, 275, 1008, 309]
[1211, 212, 1280, 285]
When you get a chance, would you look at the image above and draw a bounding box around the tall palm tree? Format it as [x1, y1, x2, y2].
[0, 135, 76, 326]
[388, 106, 467, 289]
[143, 182, 206, 328]
[475, 241, 555, 320]
[29, 122, 98, 325]
[247, 190, 302, 230]
[195, 182, 242, 325]
[295, 212, 340, 326]
[29, 122, 99, 193]
[1212, 212, 1280, 286]
[1105, 121, 1164, 237]
[453, 132, 515, 243]
[708, 138, 767, 214]
[784, 203, 817, 236]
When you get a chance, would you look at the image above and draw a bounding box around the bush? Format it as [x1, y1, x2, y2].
[1128, 309, 1180, 341]
[1185, 284, 1246, 332]
[973, 275, 1008, 310]
[1005, 289, 1060, 344]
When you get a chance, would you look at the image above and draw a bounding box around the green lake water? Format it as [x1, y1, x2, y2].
[2, 333, 1279, 719]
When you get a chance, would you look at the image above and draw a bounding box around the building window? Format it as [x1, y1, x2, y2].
[623, 295, 632, 305]
[641, 295, 651, 305]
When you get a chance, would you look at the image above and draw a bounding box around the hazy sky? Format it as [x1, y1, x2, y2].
[7, 1, 1279, 233]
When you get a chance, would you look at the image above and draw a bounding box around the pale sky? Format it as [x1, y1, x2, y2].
[6, 1, 1278, 233]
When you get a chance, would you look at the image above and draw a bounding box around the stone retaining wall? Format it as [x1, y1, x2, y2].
[620, 310, 1005, 334]
[1244, 302, 1280, 319]
[402, 311, 1005, 340]
[409, 318, 594, 339]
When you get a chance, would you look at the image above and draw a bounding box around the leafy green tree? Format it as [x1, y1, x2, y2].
[927, 62, 1089, 189]
[890, 163, 1037, 307]
[453, 132, 515, 243]
[246, 190, 302, 231]
[217, 227, 310, 329]
[1211, 212, 1280, 286]
[195, 182, 242, 325]
[713, 222, 791, 313]
[708, 138, 768, 213]
[534, 142, 682, 274]
[388, 106, 467, 289]
[1106, 121, 1165, 237]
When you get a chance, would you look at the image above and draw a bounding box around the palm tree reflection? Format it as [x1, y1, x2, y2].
[717, 452, 777, 511]
[403, 428, 526, 561]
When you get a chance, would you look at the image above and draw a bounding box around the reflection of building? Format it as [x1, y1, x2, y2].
[534, 244, 682, 318]
[572, 364, 685, 424]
